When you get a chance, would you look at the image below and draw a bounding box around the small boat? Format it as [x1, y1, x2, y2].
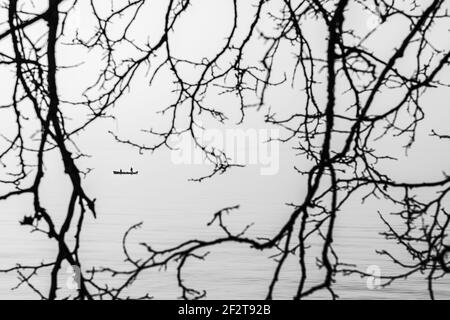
[113, 168, 139, 175]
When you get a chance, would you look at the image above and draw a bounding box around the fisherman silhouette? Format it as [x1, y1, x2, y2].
[113, 167, 137, 175]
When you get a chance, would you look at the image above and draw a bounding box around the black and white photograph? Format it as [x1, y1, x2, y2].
[0, 0, 449, 304]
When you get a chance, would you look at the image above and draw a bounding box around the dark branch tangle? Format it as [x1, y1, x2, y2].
[0, 0, 449, 300]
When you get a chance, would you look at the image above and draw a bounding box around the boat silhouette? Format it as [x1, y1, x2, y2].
[113, 168, 138, 175]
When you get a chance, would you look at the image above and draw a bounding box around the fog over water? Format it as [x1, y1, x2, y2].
[0, 0, 449, 299]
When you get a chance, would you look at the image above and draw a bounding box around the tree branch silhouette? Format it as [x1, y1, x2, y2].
[0, 0, 449, 300]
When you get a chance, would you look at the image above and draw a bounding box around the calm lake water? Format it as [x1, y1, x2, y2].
[0, 0, 450, 301]
[0, 140, 449, 300]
